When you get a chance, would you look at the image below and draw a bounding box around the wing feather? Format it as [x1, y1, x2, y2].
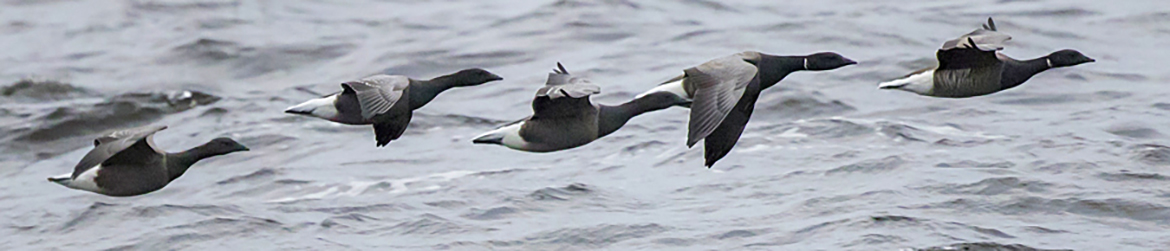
[341, 75, 408, 120]
[685, 54, 757, 147]
[73, 125, 167, 178]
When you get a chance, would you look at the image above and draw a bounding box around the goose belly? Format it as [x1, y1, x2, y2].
[933, 66, 1004, 98]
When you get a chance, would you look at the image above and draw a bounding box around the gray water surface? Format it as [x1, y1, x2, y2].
[2, 0, 1169, 250]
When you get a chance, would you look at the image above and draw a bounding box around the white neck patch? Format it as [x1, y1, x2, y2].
[1046, 58, 1053, 68]
[803, 58, 809, 70]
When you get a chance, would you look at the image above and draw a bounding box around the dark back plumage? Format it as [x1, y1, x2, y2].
[932, 18, 1012, 97]
[73, 125, 167, 179]
[519, 63, 601, 150]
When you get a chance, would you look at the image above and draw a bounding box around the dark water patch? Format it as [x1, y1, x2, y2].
[827, 156, 904, 175]
[575, 31, 634, 42]
[1, 79, 95, 101]
[339, 157, 440, 166]
[860, 215, 1015, 240]
[757, 90, 856, 120]
[273, 203, 411, 214]
[1106, 124, 1163, 139]
[1096, 171, 1168, 182]
[234, 43, 356, 78]
[1130, 144, 1170, 166]
[163, 216, 290, 238]
[967, 225, 1015, 238]
[129, 204, 242, 218]
[168, 38, 356, 78]
[550, 0, 641, 9]
[843, 234, 908, 247]
[216, 168, 278, 185]
[1022, 226, 1069, 234]
[679, 0, 736, 12]
[933, 177, 1051, 195]
[1033, 161, 1101, 174]
[871, 215, 919, 223]
[915, 242, 1072, 251]
[1, 20, 34, 33]
[492, 224, 668, 249]
[934, 138, 995, 147]
[998, 197, 1170, 223]
[235, 134, 297, 150]
[669, 29, 721, 42]
[376, 213, 480, 235]
[64, 51, 104, 60]
[462, 206, 522, 220]
[130, 0, 240, 13]
[1105, 12, 1170, 25]
[197, 18, 248, 29]
[1092, 71, 1148, 82]
[619, 140, 668, 156]
[789, 218, 852, 240]
[424, 200, 468, 209]
[775, 119, 872, 139]
[380, 51, 535, 78]
[752, 21, 808, 32]
[673, 182, 740, 195]
[6, 90, 219, 158]
[992, 91, 1131, 106]
[652, 237, 696, 246]
[60, 202, 120, 232]
[199, 107, 228, 117]
[876, 122, 927, 142]
[408, 113, 509, 130]
[1154, 102, 1170, 111]
[530, 183, 593, 201]
[936, 160, 1015, 169]
[170, 38, 243, 62]
[164, 216, 280, 230]
[320, 213, 379, 229]
[714, 229, 763, 239]
[1060, 72, 1088, 81]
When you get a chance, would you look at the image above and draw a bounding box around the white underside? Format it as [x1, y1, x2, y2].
[475, 122, 530, 150]
[878, 69, 934, 95]
[51, 165, 102, 193]
[286, 95, 340, 120]
[636, 79, 691, 100]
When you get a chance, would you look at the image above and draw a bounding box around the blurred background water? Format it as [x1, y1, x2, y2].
[2, 0, 1169, 250]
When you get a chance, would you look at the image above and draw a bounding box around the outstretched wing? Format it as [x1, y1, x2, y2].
[531, 62, 600, 119]
[341, 75, 409, 120]
[686, 52, 758, 147]
[74, 125, 168, 178]
[940, 28, 1010, 52]
[535, 62, 600, 99]
[937, 23, 1010, 71]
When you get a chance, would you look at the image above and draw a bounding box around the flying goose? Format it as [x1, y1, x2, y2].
[638, 51, 856, 167]
[878, 17, 1094, 97]
[472, 63, 688, 152]
[285, 69, 502, 146]
[48, 125, 249, 196]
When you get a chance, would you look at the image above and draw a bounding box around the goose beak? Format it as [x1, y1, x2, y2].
[488, 73, 504, 82]
[844, 58, 858, 65]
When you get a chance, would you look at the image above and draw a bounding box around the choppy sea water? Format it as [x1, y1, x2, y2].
[2, 0, 1169, 250]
